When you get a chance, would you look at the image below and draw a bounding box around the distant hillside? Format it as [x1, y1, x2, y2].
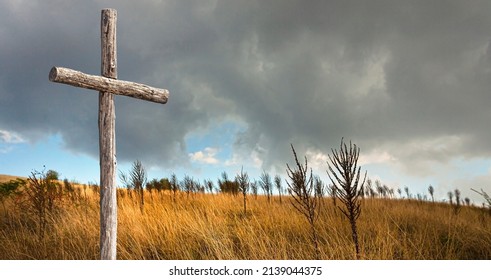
[0, 174, 27, 183]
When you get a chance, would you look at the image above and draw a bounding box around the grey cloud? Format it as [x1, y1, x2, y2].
[2, 0, 491, 181]
[215, 0, 491, 172]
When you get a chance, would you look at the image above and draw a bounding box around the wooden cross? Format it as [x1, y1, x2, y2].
[48, 9, 169, 260]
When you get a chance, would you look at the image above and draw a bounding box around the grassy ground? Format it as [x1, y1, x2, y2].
[0, 174, 27, 183]
[0, 185, 490, 260]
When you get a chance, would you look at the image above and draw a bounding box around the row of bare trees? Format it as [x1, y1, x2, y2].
[116, 140, 491, 260]
[119, 163, 290, 211]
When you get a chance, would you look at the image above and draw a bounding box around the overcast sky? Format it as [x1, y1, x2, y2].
[1, 0, 491, 204]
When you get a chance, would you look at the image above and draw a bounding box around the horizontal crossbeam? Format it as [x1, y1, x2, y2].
[49, 66, 169, 104]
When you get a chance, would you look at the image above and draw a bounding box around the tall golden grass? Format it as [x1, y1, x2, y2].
[0, 187, 490, 259]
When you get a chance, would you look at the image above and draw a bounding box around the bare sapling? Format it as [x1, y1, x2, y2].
[260, 171, 273, 203]
[448, 191, 454, 205]
[204, 180, 214, 195]
[428, 185, 435, 202]
[236, 167, 250, 216]
[454, 189, 462, 215]
[275, 175, 283, 204]
[182, 175, 195, 199]
[286, 144, 321, 259]
[170, 173, 179, 202]
[314, 175, 325, 207]
[120, 160, 147, 212]
[251, 180, 258, 199]
[326, 139, 366, 259]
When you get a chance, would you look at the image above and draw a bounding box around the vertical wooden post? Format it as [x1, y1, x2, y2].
[49, 8, 169, 260]
[99, 9, 117, 260]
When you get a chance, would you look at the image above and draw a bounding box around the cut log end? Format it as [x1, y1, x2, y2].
[49, 67, 59, 82]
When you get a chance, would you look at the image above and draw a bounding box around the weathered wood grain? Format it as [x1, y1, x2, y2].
[49, 67, 169, 104]
[99, 8, 118, 261]
[48, 8, 170, 260]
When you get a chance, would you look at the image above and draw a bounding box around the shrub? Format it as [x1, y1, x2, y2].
[25, 169, 62, 239]
[0, 178, 25, 216]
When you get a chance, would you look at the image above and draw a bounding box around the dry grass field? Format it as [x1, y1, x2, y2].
[0, 179, 490, 260]
[0, 174, 27, 183]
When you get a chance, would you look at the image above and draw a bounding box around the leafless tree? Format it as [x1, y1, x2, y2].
[218, 171, 239, 195]
[204, 179, 214, 195]
[314, 175, 325, 207]
[259, 171, 273, 203]
[375, 180, 385, 197]
[251, 180, 258, 199]
[170, 173, 179, 202]
[454, 188, 461, 215]
[448, 191, 454, 205]
[120, 160, 147, 212]
[236, 167, 250, 215]
[182, 175, 195, 198]
[274, 175, 283, 204]
[428, 185, 435, 202]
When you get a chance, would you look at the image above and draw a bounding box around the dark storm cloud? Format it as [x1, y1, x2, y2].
[1, 2, 101, 147]
[1, 0, 491, 175]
